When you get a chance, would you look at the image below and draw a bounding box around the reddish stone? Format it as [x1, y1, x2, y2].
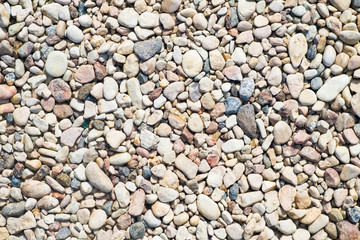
[343, 129, 359, 145]
[173, 139, 185, 153]
[48, 79, 71, 103]
[337, 221, 360, 240]
[94, 62, 107, 80]
[325, 168, 340, 188]
[46, 34, 61, 45]
[128, 189, 145, 216]
[282, 146, 300, 157]
[206, 121, 218, 134]
[136, 147, 150, 158]
[300, 146, 321, 162]
[0, 103, 14, 114]
[117, 213, 132, 230]
[181, 127, 193, 143]
[0, 85, 16, 100]
[53, 104, 73, 119]
[207, 154, 219, 167]
[188, 148, 199, 160]
[293, 130, 311, 144]
[210, 103, 225, 119]
[257, 89, 273, 106]
[148, 87, 162, 101]
[41, 97, 55, 112]
[74, 65, 95, 83]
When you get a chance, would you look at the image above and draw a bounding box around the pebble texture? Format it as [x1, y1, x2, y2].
[0, 0, 360, 239]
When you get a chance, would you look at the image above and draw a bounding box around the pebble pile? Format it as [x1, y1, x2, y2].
[2, 0, 360, 239]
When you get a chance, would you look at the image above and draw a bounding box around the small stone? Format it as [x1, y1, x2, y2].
[289, 33, 308, 68]
[273, 121, 292, 145]
[340, 164, 360, 181]
[75, 65, 95, 83]
[48, 79, 71, 103]
[325, 168, 340, 187]
[134, 38, 162, 61]
[13, 107, 30, 126]
[236, 104, 257, 139]
[222, 139, 244, 153]
[129, 222, 146, 239]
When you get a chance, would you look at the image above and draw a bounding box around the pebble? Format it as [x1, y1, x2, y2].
[22, 180, 51, 198]
[197, 194, 220, 220]
[289, 33, 308, 68]
[65, 25, 84, 43]
[45, 51, 68, 77]
[316, 75, 350, 102]
[85, 162, 113, 193]
[182, 50, 203, 77]
[273, 121, 292, 145]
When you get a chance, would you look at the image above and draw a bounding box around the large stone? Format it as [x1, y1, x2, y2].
[45, 51, 68, 77]
[85, 162, 113, 193]
[182, 50, 203, 77]
[317, 75, 350, 102]
[6, 211, 36, 234]
[330, 0, 351, 11]
[22, 180, 51, 198]
[175, 154, 198, 179]
[197, 194, 220, 220]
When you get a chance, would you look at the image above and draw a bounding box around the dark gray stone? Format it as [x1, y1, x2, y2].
[134, 38, 162, 61]
[236, 104, 257, 139]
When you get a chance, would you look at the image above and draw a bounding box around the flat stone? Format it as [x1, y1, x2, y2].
[60, 127, 83, 147]
[13, 106, 30, 126]
[340, 164, 360, 181]
[6, 211, 36, 234]
[222, 139, 244, 153]
[89, 209, 107, 230]
[273, 121, 292, 145]
[279, 185, 296, 212]
[0, 85, 17, 100]
[48, 79, 71, 103]
[65, 25, 84, 43]
[237, 191, 263, 207]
